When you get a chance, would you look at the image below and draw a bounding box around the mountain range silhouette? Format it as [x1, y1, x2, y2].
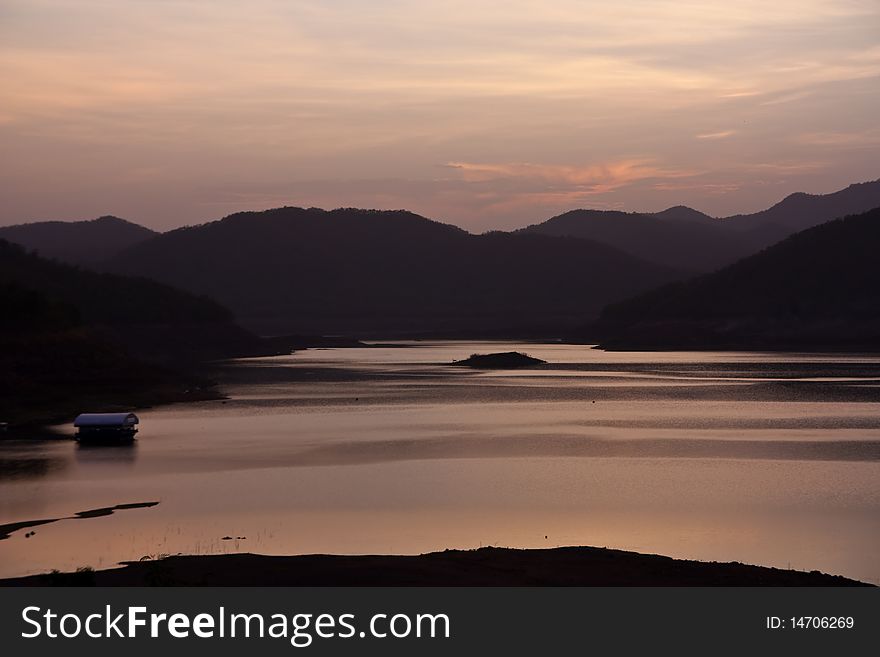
[2, 179, 879, 338]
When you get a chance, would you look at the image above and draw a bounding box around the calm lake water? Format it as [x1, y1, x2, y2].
[2, 342, 880, 582]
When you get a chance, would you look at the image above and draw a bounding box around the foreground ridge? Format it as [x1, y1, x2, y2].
[2, 546, 870, 587]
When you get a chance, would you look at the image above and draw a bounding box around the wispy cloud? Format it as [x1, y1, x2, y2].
[759, 90, 814, 106]
[0, 0, 878, 228]
[445, 159, 697, 193]
[719, 90, 762, 99]
[696, 130, 736, 140]
[431, 159, 707, 221]
[752, 161, 829, 174]
[794, 129, 880, 147]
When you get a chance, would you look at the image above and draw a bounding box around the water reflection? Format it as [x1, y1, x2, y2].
[75, 441, 139, 467]
[0, 455, 57, 480]
[1, 342, 879, 582]
[0, 440, 69, 480]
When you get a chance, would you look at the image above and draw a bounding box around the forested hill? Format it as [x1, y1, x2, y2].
[105, 206, 682, 335]
[592, 206, 880, 349]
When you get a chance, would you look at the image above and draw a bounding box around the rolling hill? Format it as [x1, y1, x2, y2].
[722, 179, 880, 236]
[650, 205, 716, 224]
[519, 209, 745, 271]
[521, 179, 880, 272]
[0, 216, 156, 265]
[0, 238, 269, 425]
[0, 238, 266, 363]
[6, 179, 879, 341]
[591, 206, 880, 349]
[104, 207, 683, 336]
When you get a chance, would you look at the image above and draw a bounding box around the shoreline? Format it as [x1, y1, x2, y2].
[0, 335, 365, 431]
[1, 546, 871, 587]
[8, 340, 880, 431]
[0, 382, 224, 436]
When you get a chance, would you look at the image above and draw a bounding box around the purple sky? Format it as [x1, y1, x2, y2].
[1, 0, 878, 231]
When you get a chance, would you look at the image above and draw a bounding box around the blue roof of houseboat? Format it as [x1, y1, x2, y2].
[74, 413, 139, 427]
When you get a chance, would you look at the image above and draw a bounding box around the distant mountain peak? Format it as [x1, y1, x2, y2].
[202, 205, 470, 239]
[103, 204, 681, 335]
[843, 178, 880, 190]
[749, 178, 880, 230]
[595, 206, 880, 349]
[94, 214, 138, 224]
[651, 206, 715, 223]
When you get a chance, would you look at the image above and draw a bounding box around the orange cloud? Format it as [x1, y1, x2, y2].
[445, 159, 695, 194]
[439, 158, 701, 218]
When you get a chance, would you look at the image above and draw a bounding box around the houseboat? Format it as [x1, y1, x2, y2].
[74, 412, 139, 443]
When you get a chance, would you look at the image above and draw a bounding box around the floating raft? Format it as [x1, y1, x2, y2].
[74, 412, 139, 443]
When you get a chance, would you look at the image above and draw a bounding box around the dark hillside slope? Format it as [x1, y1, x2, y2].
[107, 207, 682, 335]
[0, 239, 265, 426]
[593, 207, 880, 349]
[520, 209, 744, 271]
[521, 180, 880, 272]
[0, 239, 261, 363]
[724, 180, 880, 235]
[0, 216, 156, 265]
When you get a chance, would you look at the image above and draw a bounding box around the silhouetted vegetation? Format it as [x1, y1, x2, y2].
[592, 207, 880, 349]
[104, 207, 681, 336]
[521, 180, 880, 272]
[0, 239, 231, 326]
[0, 280, 78, 333]
[722, 179, 880, 240]
[4, 547, 868, 586]
[520, 208, 746, 271]
[452, 352, 546, 368]
[0, 215, 156, 265]
[0, 239, 264, 427]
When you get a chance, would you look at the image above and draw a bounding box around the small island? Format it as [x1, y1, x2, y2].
[451, 351, 547, 369]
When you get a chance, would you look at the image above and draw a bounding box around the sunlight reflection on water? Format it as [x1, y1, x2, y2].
[2, 342, 879, 582]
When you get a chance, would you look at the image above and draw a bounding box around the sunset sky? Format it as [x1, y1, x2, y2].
[1, 0, 878, 231]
